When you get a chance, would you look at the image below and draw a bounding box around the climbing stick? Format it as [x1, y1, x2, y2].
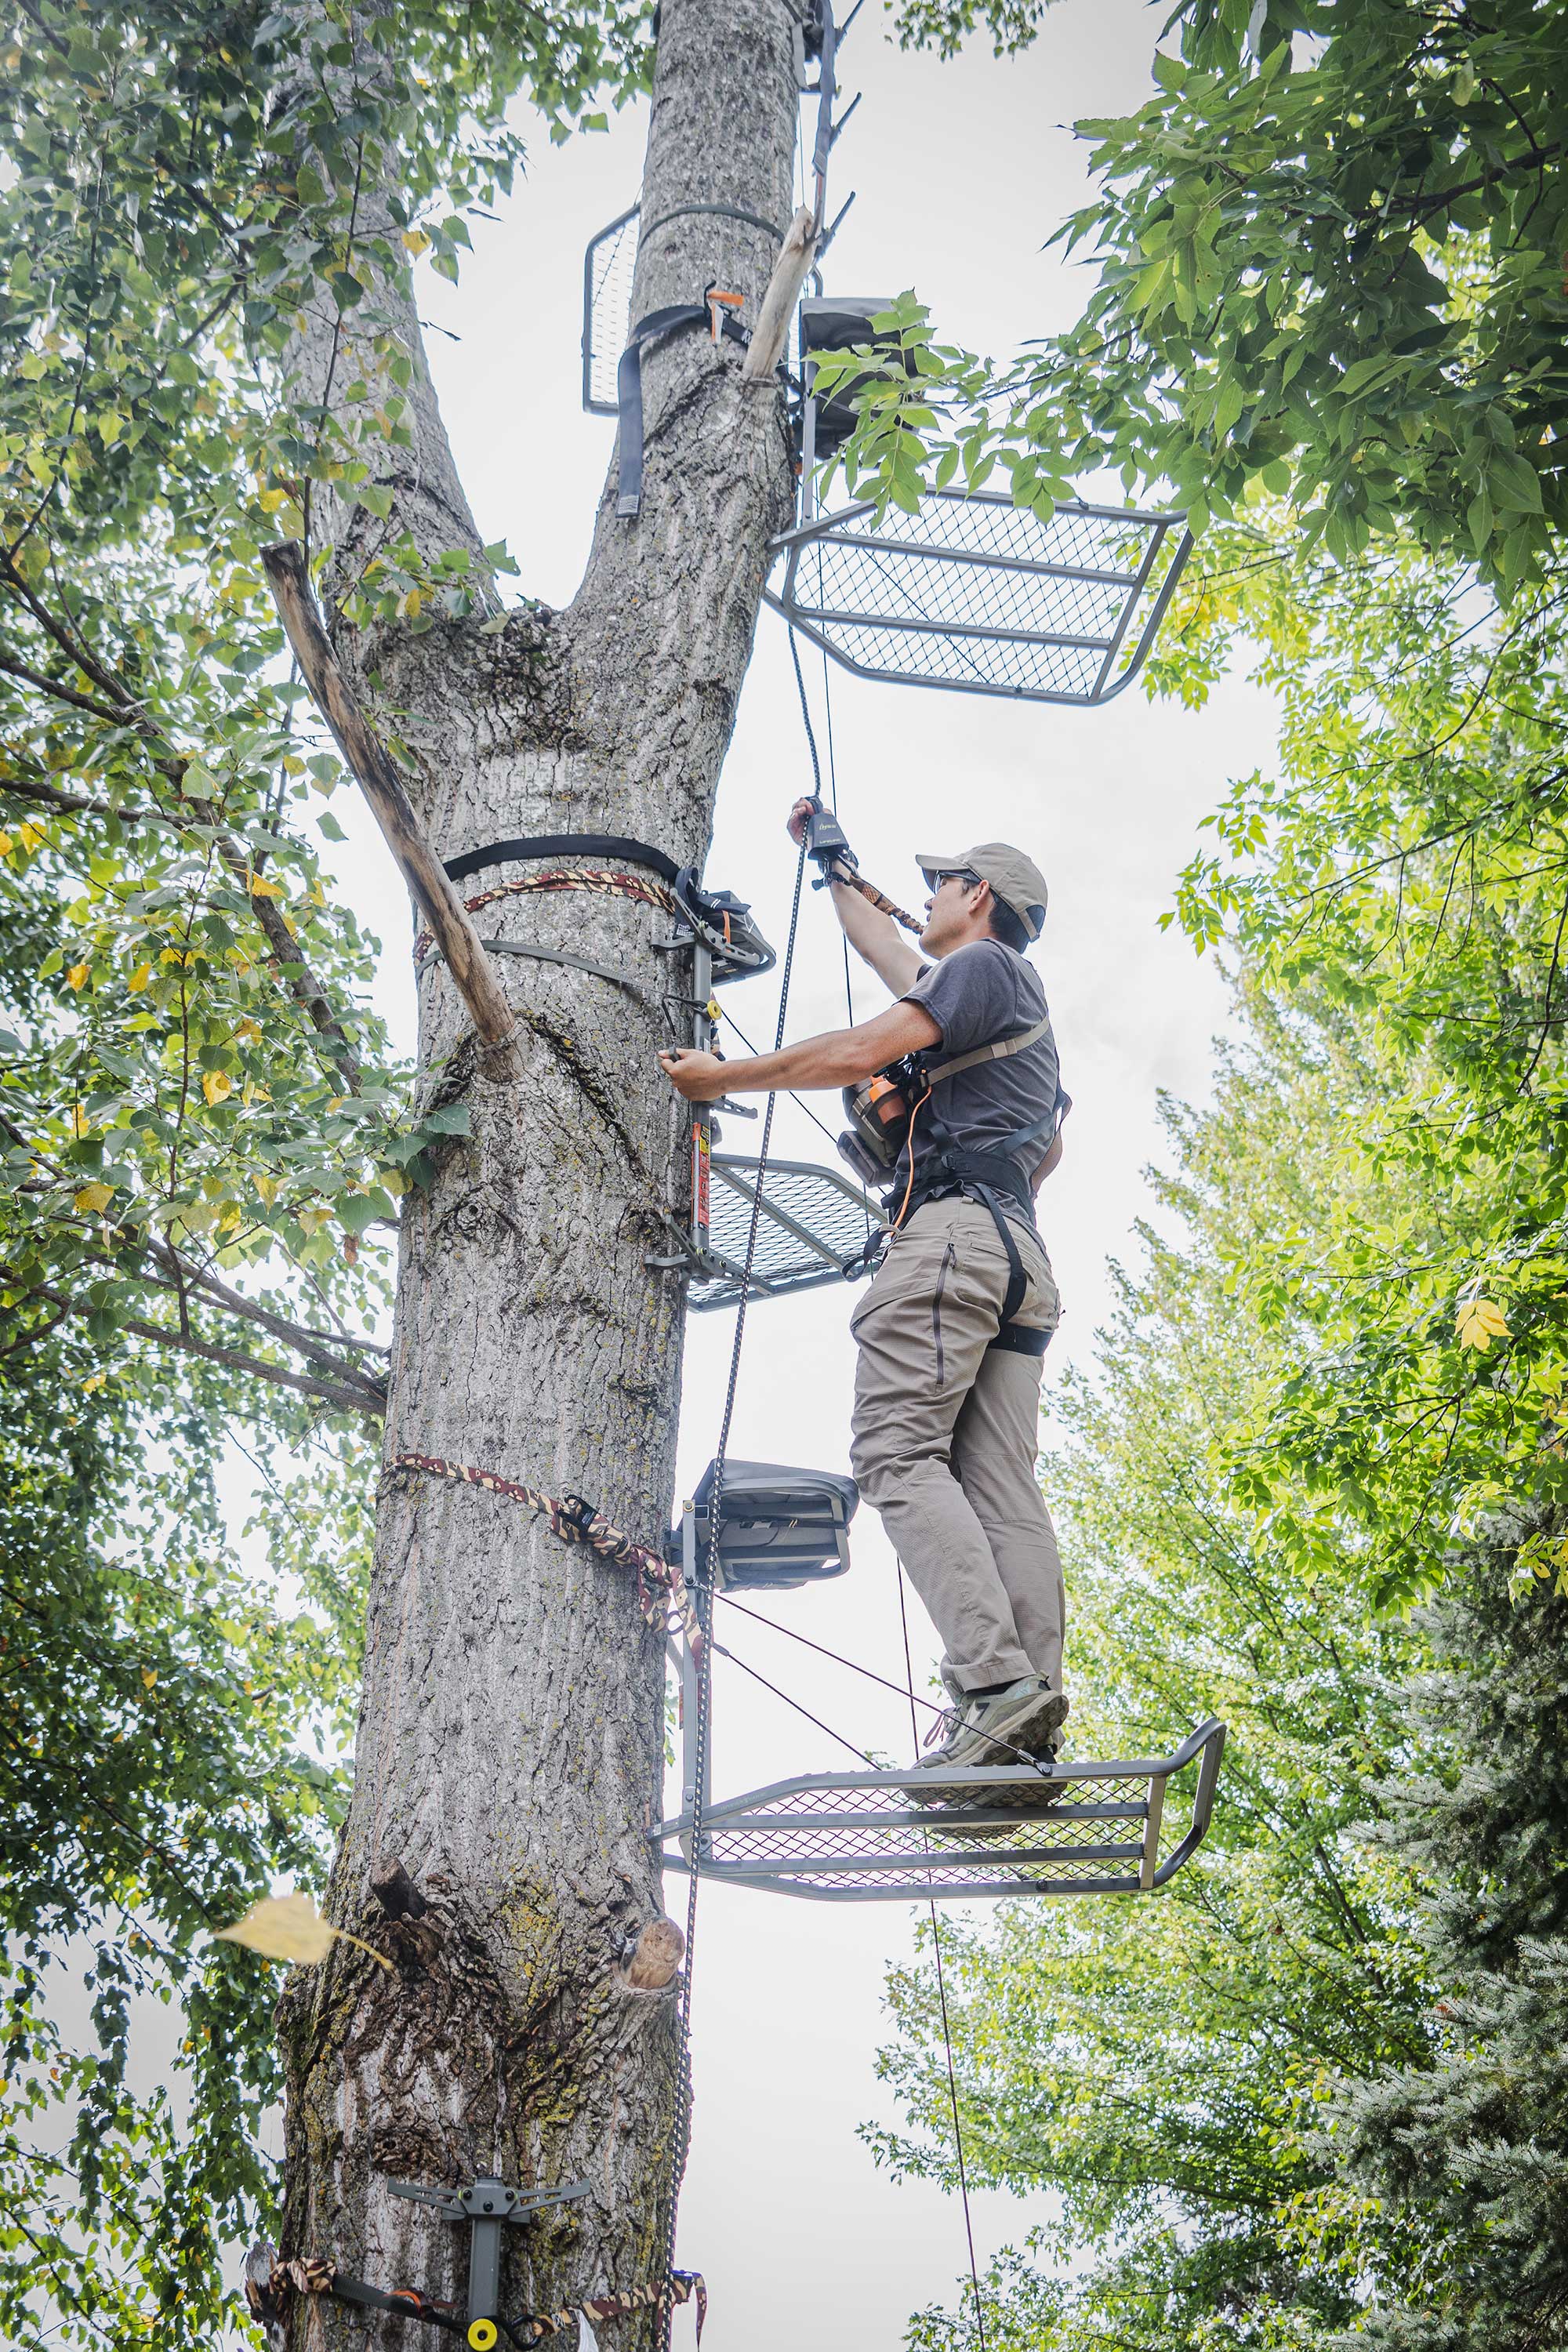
[260, 542, 519, 1058]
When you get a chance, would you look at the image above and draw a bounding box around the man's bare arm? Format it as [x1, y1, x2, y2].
[660, 999, 942, 1103]
[827, 873, 924, 994]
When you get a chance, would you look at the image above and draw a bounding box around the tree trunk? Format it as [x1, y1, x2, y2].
[274, 1, 801, 2340]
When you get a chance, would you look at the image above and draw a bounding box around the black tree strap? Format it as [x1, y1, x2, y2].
[616, 297, 750, 520]
[639, 201, 787, 248]
[442, 833, 681, 887]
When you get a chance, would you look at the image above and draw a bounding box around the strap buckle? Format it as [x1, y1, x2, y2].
[704, 287, 744, 340]
[558, 1492, 600, 1540]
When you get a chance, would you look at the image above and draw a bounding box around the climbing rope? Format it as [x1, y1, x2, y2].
[797, 619, 988, 2343]
[662, 823, 811, 2349]
[390, 1453, 703, 1655]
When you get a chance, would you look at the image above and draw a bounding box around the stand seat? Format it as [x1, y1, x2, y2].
[674, 1459, 858, 1591]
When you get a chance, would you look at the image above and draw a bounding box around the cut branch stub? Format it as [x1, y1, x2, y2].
[369, 1857, 429, 1920]
[260, 541, 519, 1060]
[742, 204, 818, 383]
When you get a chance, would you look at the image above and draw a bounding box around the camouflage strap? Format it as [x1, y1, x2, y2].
[504, 2269, 707, 2343]
[413, 867, 677, 964]
[829, 861, 923, 938]
[390, 1452, 703, 1658]
[263, 2257, 706, 2345]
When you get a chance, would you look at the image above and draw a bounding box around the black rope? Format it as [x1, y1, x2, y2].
[716, 1003, 842, 1152]
[895, 1567, 989, 2352]
[639, 201, 787, 247]
[663, 827, 811, 2350]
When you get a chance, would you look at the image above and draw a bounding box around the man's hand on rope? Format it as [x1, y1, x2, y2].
[659, 1047, 731, 1103]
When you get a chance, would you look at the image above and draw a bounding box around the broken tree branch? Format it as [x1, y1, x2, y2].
[742, 205, 818, 383]
[261, 541, 518, 1059]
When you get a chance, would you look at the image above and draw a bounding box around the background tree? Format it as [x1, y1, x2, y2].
[824, 0, 1568, 591]
[0, 0, 822, 2340]
[872, 512, 1568, 2341]
[1319, 1506, 1568, 2350]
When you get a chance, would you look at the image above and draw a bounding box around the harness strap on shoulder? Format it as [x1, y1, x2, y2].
[925, 1014, 1053, 1087]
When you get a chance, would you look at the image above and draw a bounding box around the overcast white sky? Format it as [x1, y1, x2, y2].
[126, 4, 1279, 2343]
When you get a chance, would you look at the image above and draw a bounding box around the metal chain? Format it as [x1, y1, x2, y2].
[661, 826, 811, 2347]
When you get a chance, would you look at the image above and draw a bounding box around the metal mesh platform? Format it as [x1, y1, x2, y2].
[658, 1720, 1225, 1900]
[583, 202, 640, 413]
[688, 1153, 886, 1312]
[765, 488, 1192, 705]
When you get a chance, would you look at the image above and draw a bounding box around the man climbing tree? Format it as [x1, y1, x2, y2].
[662, 815, 1068, 1771]
[0, 0, 844, 2339]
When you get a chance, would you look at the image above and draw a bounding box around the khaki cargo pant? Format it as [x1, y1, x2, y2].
[849, 1196, 1064, 1696]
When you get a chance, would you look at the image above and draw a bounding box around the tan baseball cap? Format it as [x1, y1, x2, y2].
[916, 841, 1050, 939]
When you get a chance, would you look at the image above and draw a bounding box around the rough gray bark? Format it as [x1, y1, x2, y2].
[273, 2, 803, 2343]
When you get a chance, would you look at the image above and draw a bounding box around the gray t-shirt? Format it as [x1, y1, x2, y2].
[897, 938, 1065, 1216]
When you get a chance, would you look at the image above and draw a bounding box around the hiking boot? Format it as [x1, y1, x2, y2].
[916, 1678, 1068, 1773]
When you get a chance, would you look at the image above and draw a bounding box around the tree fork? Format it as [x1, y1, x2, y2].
[274, 1, 800, 2342]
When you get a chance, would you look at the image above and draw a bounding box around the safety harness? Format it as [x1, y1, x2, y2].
[898, 1014, 1069, 1359]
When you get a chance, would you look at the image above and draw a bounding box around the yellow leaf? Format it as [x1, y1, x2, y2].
[1456, 1295, 1511, 1351]
[201, 1070, 233, 1106]
[233, 1017, 263, 1044]
[74, 1182, 114, 1214]
[257, 488, 286, 513]
[247, 871, 282, 898]
[127, 962, 151, 993]
[66, 964, 89, 991]
[141, 1667, 157, 1688]
[398, 586, 423, 619]
[82, 1370, 107, 1394]
[254, 1173, 279, 1203]
[0, 832, 12, 855]
[401, 227, 431, 256]
[18, 823, 42, 854]
[71, 1105, 90, 1139]
[213, 1891, 390, 1970]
